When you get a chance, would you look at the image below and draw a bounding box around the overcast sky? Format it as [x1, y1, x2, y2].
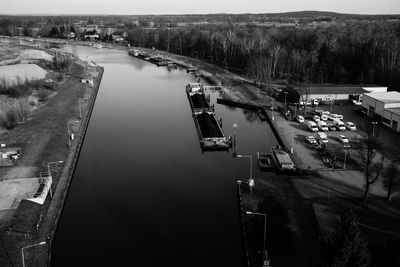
[2, 0, 399, 15]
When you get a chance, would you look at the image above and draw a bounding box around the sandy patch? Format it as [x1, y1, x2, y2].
[17, 49, 53, 62]
[0, 64, 47, 86]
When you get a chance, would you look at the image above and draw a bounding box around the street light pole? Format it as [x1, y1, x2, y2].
[343, 150, 348, 170]
[271, 101, 274, 121]
[22, 241, 46, 267]
[46, 161, 63, 177]
[284, 91, 288, 110]
[372, 121, 378, 138]
[291, 126, 294, 154]
[78, 99, 85, 119]
[67, 120, 79, 148]
[246, 211, 267, 264]
[237, 154, 252, 179]
[236, 154, 253, 195]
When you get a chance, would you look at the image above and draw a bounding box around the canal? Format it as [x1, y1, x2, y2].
[49, 45, 278, 266]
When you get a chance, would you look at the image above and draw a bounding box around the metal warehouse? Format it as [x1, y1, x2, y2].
[289, 84, 387, 105]
[362, 91, 400, 132]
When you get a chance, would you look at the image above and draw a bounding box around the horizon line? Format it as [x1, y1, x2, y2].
[0, 10, 400, 17]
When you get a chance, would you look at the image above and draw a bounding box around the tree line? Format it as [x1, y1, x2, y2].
[126, 21, 400, 90]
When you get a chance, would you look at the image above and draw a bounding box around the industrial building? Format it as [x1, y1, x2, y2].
[362, 91, 400, 132]
[289, 84, 387, 105]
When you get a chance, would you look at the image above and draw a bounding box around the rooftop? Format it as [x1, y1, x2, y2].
[365, 91, 400, 104]
[386, 108, 400, 116]
[292, 84, 371, 95]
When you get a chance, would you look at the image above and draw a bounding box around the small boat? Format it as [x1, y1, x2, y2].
[257, 152, 275, 170]
[271, 146, 296, 171]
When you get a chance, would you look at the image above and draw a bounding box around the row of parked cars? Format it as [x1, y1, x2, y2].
[296, 110, 356, 133]
[305, 133, 350, 145]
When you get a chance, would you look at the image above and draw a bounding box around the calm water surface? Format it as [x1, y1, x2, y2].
[49, 45, 278, 266]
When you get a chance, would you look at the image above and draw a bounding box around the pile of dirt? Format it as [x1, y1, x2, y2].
[0, 64, 48, 86]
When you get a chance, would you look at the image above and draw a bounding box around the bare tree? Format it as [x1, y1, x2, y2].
[382, 160, 400, 202]
[351, 123, 385, 203]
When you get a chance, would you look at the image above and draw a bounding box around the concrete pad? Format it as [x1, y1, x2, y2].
[1, 166, 37, 180]
[0, 178, 41, 210]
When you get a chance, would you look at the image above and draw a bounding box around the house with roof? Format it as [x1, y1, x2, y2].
[361, 91, 400, 132]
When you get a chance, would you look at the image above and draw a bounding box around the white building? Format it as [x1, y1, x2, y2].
[362, 91, 400, 132]
[291, 84, 387, 105]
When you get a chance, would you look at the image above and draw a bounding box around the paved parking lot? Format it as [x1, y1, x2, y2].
[268, 103, 392, 197]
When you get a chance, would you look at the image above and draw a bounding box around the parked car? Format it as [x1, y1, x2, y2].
[329, 114, 339, 120]
[328, 124, 337, 131]
[305, 136, 317, 144]
[346, 122, 356, 130]
[333, 119, 346, 131]
[337, 114, 344, 120]
[317, 121, 328, 131]
[338, 135, 349, 143]
[317, 132, 329, 143]
[307, 121, 319, 132]
[296, 115, 305, 123]
[321, 114, 329, 121]
[313, 115, 320, 122]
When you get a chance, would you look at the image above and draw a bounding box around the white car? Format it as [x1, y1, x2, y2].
[305, 136, 317, 144]
[296, 115, 305, 123]
[313, 115, 320, 122]
[338, 135, 349, 143]
[329, 114, 339, 120]
[346, 122, 356, 130]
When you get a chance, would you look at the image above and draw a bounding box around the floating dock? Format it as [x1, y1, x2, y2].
[186, 83, 231, 150]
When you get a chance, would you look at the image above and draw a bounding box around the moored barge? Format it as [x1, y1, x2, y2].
[186, 83, 231, 150]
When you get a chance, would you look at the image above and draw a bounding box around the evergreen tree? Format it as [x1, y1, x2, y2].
[49, 27, 59, 38]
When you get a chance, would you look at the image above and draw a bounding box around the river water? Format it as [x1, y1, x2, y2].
[43, 44, 278, 266]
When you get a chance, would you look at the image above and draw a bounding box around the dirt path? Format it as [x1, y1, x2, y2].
[0, 70, 85, 181]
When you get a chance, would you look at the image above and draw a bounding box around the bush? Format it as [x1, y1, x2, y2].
[0, 97, 34, 129]
[52, 54, 73, 72]
[0, 107, 18, 129]
[0, 77, 45, 98]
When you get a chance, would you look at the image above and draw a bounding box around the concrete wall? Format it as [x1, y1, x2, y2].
[362, 94, 377, 115]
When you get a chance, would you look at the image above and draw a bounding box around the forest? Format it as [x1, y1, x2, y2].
[1, 13, 400, 89]
[125, 21, 400, 90]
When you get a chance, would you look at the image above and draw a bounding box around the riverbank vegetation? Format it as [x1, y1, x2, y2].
[1, 13, 400, 90]
[125, 21, 400, 90]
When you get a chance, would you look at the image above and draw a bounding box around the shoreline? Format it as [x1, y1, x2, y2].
[0, 38, 104, 266]
[44, 67, 103, 266]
